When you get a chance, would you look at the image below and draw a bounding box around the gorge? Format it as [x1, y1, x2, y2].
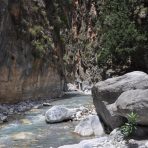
[0, 0, 148, 148]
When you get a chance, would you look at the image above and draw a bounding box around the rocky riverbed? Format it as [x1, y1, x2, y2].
[0, 92, 96, 147]
[0, 91, 147, 148]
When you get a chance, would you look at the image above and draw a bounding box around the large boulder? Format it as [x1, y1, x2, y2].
[110, 89, 148, 125]
[92, 71, 148, 130]
[74, 115, 105, 136]
[45, 106, 76, 123]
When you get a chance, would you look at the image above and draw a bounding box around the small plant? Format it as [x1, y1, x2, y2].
[120, 112, 138, 138]
[29, 25, 43, 37]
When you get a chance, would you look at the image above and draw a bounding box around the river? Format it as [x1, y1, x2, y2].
[0, 92, 93, 148]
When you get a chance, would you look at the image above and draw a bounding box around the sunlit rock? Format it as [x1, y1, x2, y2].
[74, 115, 105, 137]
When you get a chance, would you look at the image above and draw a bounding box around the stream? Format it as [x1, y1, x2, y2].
[0, 92, 93, 148]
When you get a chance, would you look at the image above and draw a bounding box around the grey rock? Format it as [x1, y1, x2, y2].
[74, 115, 105, 136]
[0, 114, 8, 123]
[58, 136, 127, 148]
[92, 71, 148, 130]
[111, 89, 148, 125]
[58, 137, 108, 148]
[17, 105, 27, 112]
[128, 139, 148, 148]
[1, 115, 7, 122]
[9, 107, 14, 114]
[109, 128, 124, 142]
[0, 105, 9, 115]
[45, 106, 76, 123]
[134, 126, 148, 138]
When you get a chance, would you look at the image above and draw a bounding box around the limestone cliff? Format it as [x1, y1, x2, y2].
[0, 0, 65, 103]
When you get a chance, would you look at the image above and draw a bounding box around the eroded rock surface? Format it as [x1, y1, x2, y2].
[92, 71, 148, 130]
[110, 89, 148, 125]
[45, 106, 76, 123]
[0, 0, 64, 103]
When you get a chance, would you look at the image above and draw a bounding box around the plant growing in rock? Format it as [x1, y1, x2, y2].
[120, 112, 138, 138]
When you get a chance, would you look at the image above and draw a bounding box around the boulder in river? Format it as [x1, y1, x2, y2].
[109, 89, 148, 125]
[92, 71, 148, 130]
[74, 115, 105, 136]
[45, 106, 76, 123]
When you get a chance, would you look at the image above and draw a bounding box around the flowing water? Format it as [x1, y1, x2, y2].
[0, 92, 93, 148]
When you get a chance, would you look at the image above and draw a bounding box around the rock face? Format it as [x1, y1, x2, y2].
[92, 71, 148, 130]
[45, 106, 76, 123]
[0, 65, 64, 103]
[74, 115, 105, 137]
[0, 0, 65, 103]
[110, 89, 148, 125]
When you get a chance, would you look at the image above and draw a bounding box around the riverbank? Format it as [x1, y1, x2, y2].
[0, 91, 88, 124]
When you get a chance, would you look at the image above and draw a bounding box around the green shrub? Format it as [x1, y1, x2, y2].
[120, 112, 138, 138]
[29, 25, 43, 37]
[31, 40, 45, 58]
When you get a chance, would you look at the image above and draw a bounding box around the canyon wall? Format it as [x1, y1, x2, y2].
[0, 0, 64, 103]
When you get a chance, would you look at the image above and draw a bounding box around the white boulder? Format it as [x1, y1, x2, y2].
[74, 115, 105, 136]
[45, 106, 76, 123]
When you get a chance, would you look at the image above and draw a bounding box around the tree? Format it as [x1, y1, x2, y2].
[96, 0, 148, 69]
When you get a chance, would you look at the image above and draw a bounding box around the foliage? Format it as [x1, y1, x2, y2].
[96, 0, 148, 67]
[29, 25, 43, 37]
[120, 112, 138, 138]
[29, 25, 53, 59]
[19, 0, 56, 60]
